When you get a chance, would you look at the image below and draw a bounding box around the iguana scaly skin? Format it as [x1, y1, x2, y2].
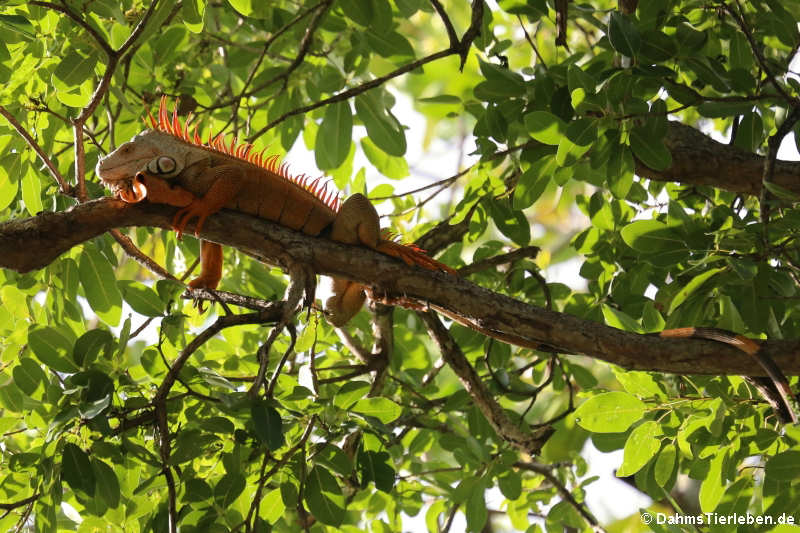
[96, 97, 455, 325]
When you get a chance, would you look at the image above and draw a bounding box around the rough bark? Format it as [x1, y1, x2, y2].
[642, 122, 800, 196]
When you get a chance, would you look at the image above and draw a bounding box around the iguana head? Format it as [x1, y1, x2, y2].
[96, 129, 191, 202]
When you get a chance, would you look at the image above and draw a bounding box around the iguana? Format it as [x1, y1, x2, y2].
[96, 97, 455, 325]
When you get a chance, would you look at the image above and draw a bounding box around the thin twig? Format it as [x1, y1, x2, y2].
[517, 15, 547, 69]
[515, 461, 605, 531]
[429, 0, 460, 48]
[247, 0, 485, 141]
[725, 1, 798, 105]
[0, 106, 71, 194]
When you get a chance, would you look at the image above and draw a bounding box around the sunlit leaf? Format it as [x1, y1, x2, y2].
[574, 392, 647, 433]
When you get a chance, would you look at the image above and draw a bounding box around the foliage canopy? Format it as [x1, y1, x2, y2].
[1, 0, 800, 531]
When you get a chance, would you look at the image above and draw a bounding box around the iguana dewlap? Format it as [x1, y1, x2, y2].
[95, 98, 454, 325]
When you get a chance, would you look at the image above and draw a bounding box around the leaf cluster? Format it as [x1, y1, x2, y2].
[2, 0, 800, 531]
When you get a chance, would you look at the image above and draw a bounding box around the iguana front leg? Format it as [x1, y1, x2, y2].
[132, 170, 227, 290]
[171, 164, 247, 238]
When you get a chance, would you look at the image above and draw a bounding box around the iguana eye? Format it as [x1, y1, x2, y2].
[147, 156, 177, 175]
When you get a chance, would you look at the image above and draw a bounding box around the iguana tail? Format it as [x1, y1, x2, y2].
[660, 327, 798, 424]
[375, 238, 457, 274]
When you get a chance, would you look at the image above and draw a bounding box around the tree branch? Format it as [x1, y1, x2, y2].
[420, 311, 553, 456]
[637, 122, 800, 196]
[3, 199, 800, 377]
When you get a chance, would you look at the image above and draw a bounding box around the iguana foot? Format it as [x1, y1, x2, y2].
[173, 201, 214, 238]
[325, 278, 367, 326]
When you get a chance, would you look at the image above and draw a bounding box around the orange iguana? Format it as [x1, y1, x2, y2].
[96, 97, 455, 325]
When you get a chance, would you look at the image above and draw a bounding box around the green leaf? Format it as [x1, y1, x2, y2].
[699, 450, 726, 512]
[620, 219, 682, 252]
[498, 471, 522, 500]
[305, 466, 344, 526]
[602, 304, 643, 333]
[567, 64, 596, 94]
[156, 279, 185, 303]
[314, 444, 353, 477]
[226, 0, 252, 16]
[52, 50, 99, 88]
[606, 141, 635, 197]
[181, 0, 206, 33]
[364, 30, 415, 58]
[733, 111, 763, 152]
[0, 381, 25, 413]
[675, 21, 707, 51]
[316, 101, 353, 170]
[361, 137, 409, 179]
[629, 126, 671, 171]
[729, 32, 753, 70]
[565, 118, 598, 146]
[617, 421, 661, 477]
[765, 450, 800, 482]
[153, 26, 188, 60]
[92, 459, 121, 509]
[28, 325, 78, 373]
[73, 329, 114, 367]
[357, 450, 395, 492]
[474, 79, 526, 100]
[333, 380, 370, 409]
[763, 181, 800, 202]
[524, 111, 567, 145]
[251, 399, 284, 450]
[355, 91, 406, 156]
[0, 160, 19, 211]
[557, 131, 593, 166]
[214, 472, 245, 507]
[654, 444, 677, 487]
[62, 442, 95, 496]
[21, 165, 43, 216]
[574, 391, 647, 433]
[608, 11, 641, 57]
[259, 488, 285, 525]
[339, 0, 392, 30]
[488, 199, 531, 245]
[466, 485, 488, 532]
[351, 397, 402, 423]
[0, 14, 35, 40]
[638, 30, 677, 62]
[513, 157, 556, 210]
[697, 101, 755, 118]
[668, 267, 725, 315]
[79, 395, 110, 420]
[118, 280, 164, 317]
[79, 245, 122, 326]
[12, 357, 47, 396]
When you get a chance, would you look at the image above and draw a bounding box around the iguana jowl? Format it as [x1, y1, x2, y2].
[96, 97, 455, 325]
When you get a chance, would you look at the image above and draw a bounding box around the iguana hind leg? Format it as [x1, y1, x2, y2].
[324, 193, 454, 325]
[325, 193, 379, 325]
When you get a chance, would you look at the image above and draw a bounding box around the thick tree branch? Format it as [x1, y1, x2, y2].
[638, 122, 800, 196]
[2, 199, 800, 377]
